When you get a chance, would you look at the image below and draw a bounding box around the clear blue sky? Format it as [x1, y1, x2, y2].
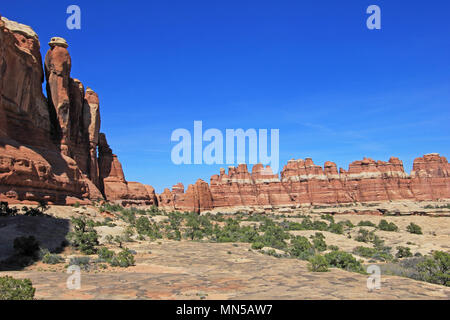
[2, 1, 449, 192]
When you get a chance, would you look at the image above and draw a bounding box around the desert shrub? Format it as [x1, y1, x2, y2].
[0, 202, 18, 217]
[251, 242, 264, 250]
[22, 201, 49, 217]
[298, 217, 328, 231]
[99, 203, 123, 213]
[328, 245, 339, 251]
[13, 236, 40, 258]
[324, 251, 364, 273]
[256, 223, 289, 250]
[406, 223, 423, 235]
[0, 276, 35, 300]
[327, 222, 344, 234]
[378, 219, 398, 232]
[341, 220, 355, 228]
[321, 214, 334, 223]
[110, 248, 135, 268]
[184, 212, 213, 241]
[119, 209, 137, 225]
[396, 246, 413, 259]
[353, 246, 377, 258]
[97, 247, 115, 263]
[39, 248, 64, 264]
[416, 251, 450, 286]
[355, 228, 377, 243]
[67, 217, 99, 254]
[263, 248, 282, 258]
[308, 254, 329, 272]
[69, 256, 91, 270]
[311, 232, 327, 252]
[286, 221, 303, 230]
[357, 220, 376, 227]
[212, 218, 258, 243]
[290, 236, 314, 260]
[104, 235, 114, 244]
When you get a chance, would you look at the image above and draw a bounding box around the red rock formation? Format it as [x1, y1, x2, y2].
[158, 180, 213, 213]
[162, 154, 450, 212]
[410, 153, 450, 200]
[0, 16, 92, 204]
[98, 133, 157, 206]
[0, 15, 156, 205]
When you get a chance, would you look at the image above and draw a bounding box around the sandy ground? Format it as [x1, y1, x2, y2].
[1, 241, 449, 300]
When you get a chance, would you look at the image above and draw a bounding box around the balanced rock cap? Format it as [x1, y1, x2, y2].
[48, 37, 68, 48]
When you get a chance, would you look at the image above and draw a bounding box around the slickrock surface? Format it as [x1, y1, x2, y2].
[1, 15, 449, 213]
[1, 241, 449, 300]
[160, 155, 450, 213]
[0, 15, 156, 205]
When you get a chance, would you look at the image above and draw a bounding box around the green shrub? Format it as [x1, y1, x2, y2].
[353, 246, 378, 258]
[396, 246, 413, 259]
[311, 232, 327, 252]
[67, 217, 99, 254]
[0, 276, 35, 300]
[13, 236, 40, 258]
[355, 228, 377, 243]
[110, 248, 135, 268]
[290, 236, 314, 260]
[328, 222, 344, 234]
[254, 223, 289, 250]
[213, 219, 258, 243]
[406, 223, 422, 235]
[119, 209, 137, 225]
[416, 251, 449, 286]
[97, 247, 115, 263]
[184, 212, 213, 241]
[286, 221, 303, 230]
[39, 248, 64, 264]
[341, 220, 355, 228]
[69, 256, 91, 270]
[22, 201, 49, 217]
[308, 254, 329, 272]
[328, 245, 339, 251]
[299, 217, 328, 231]
[0, 202, 18, 217]
[251, 242, 264, 250]
[378, 219, 398, 232]
[324, 251, 364, 273]
[357, 220, 376, 227]
[321, 214, 334, 223]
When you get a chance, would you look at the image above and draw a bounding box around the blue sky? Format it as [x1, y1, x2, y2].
[2, 1, 449, 192]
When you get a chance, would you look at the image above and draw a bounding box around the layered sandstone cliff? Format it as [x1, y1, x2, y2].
[159, 154, 450, 213]
[0, 15, 155, 205]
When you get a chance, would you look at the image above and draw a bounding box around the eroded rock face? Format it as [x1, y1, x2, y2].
[158, 180, 213, 213]
[98, 133, 158, 206]
[161, 154, 450, 212]
[0, 15, 155, 205]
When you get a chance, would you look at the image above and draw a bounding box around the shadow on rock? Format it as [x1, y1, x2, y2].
[0, 214, 70, 271]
